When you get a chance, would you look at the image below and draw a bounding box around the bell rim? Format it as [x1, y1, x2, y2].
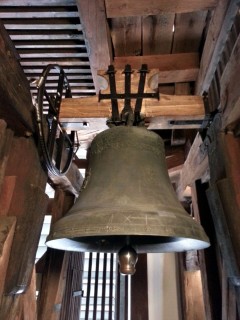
[46, 234, 210, 253]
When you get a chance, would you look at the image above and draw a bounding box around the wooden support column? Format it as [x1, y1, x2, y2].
[38, 250, 70, 320]
[22, 267, 37, 320]
[192, 181, 222, 320]
[76, 0, 113, 93]
[131, 254, 148, 320]
[1, 136, 48, 295]
[0, 217, 16, 298]
[37, 188, 75, 320]
[0, 121, 14, 190]
[203, 114, 240, 317]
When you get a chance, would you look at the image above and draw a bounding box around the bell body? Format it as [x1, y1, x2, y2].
[46, 126, 210, 253]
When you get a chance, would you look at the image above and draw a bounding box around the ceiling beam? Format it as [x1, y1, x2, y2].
[76, 0, 113, 93]
[195, 0, 239, 94]
[105, 0, 217, 17]
[114, 53, 199, 84]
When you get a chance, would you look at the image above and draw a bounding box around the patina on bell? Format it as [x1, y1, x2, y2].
[46, 126, 210, 258]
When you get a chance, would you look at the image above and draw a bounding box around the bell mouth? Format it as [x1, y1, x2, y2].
[46, 234, 210, 253]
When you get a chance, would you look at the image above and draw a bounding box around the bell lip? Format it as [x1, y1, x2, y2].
[46, 234, 210, 253]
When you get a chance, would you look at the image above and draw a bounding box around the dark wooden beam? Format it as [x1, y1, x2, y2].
[38, 189, 75, 320]
[131, 254, 148, 320]
[2, 136, 48, 295]
[220, 33, 240, 130]
[165, 146, 185, 169]
[37, 250, 70, 320]
[193, 181, 222, 320]
[76, 0, 113, 93]
[105, 0, 217, 17]
[0, 217, 16, 298]
[195, 0, 239, 94]
[114, 53, 199, 84]
[0, 22, 34, 135]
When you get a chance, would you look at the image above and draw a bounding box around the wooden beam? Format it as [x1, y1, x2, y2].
[22, 268, 37, 320]
[3, 137, 48, 295]
[60, 94, 204, 119]
[0, 22, 34, 135]
[37, 190, 75, 320]
[38, 250, 70, 320]
[105, 0, 217, 17]
[193, 181, 222, 320]
[114, 53, 199, 84]
[220, 33, 240, 130]
[195, 0, 239, 94]
[166, 146, 185, 169]
[0, 121, 14, 190]
[176, 133, 209, 199]
[131, 254, 148, 320]
[0, 217, 16, 298]
[76, 0, 113, 93]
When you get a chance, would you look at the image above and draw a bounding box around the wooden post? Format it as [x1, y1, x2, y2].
[193, 181, 222, 320]
[37, 189, 75, 320]
[2, 136, 48, 295]
[37, 250, 70, 320]
[0, 216, 16, 298]
[131, 254, 149, 320]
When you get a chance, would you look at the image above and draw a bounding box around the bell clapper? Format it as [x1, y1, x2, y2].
[118, 245, 138, 276]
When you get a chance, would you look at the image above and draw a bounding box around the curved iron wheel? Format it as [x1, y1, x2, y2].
[36, 64, 76, 176]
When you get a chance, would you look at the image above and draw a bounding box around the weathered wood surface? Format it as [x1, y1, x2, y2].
[38, 189, 75, 320]
[172, 11, 208, 54]
[195, 0, 239, 94]
[98, 68, 159, 92]
[192, 181, 222, 320]
[59, 252, 84, 320]
[0, 216, 16, 298]
[111, 17, 142, 56]
[22, 268, 37, 320]
[38, 250, 70, 320]
[60, 94, 204, 120]
[206, 183, 240, 294]
[131, 254, 148, 320]
[76, 0, 113, 93]
[142, 14, 174, 55]
[50, 188, 75, 225]
[221, 133, 240, 210]
[0, 22, 34, 135]
[183, 271, 206, 320]
[114, 53, 199, 83]
[2, 137, 48, 295]
[176, 133, 209, 199]
[220, 33, 240, 130]
[105, 0, 217, 17]
[0, 121, 14, 191]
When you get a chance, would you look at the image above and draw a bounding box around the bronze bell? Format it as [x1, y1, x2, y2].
[46, 126, 210, 273]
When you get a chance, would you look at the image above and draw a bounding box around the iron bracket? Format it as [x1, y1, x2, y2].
[99, 64, 159, 126]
